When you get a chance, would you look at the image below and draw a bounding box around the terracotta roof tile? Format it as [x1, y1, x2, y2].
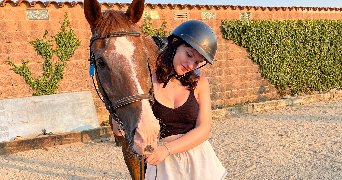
[15, 0, 30, 6]
[0, 0, 341, 11]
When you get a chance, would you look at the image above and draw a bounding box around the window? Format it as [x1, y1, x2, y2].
[27, 9, 49, 20]
[173, 11, 188, 19]
[143, 11, 159, 20]
[202, 12, 215, 20]
[240, 12, 251, 20]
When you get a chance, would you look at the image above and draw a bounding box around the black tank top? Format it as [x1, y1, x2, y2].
[152, 91, 199, 139]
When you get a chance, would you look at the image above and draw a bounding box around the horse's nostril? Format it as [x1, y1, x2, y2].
[144, 145, 154, 153]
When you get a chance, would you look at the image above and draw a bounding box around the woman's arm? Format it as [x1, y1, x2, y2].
[146, 76, 212, 166]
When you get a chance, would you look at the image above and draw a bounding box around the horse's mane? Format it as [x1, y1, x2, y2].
[94, 10, 139, 34]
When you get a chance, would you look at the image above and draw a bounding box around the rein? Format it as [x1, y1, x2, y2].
[88, 31, 154, 180]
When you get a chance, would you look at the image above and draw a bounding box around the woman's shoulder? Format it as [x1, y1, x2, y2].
[197, 76, 209, 89]
[195, 75, 210, 97]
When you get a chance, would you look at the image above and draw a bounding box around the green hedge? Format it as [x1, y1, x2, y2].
[221, 19, 342, 96]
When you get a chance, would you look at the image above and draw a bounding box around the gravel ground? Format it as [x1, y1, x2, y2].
[0, 98, 341, 179]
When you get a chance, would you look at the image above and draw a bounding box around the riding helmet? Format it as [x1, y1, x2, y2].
[168, 20, 217, 64]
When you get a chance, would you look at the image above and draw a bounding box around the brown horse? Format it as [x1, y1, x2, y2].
[84, 0, 160, 179]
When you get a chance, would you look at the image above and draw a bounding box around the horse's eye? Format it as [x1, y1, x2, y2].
[96, 57, 106, 68]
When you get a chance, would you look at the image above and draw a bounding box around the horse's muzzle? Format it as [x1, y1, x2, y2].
[132, 127, 159, 154]
[132, 100, 160, 155]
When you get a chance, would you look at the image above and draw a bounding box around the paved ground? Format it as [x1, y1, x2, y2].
[0, 98, 341, 179]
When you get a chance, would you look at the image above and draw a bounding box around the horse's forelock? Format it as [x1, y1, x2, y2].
[94, 10, 139, 35]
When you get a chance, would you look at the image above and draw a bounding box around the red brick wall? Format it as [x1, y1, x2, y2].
[1, 1, 342, 124]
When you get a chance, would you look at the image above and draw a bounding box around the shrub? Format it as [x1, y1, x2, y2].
[6, 12, 81, 96]
[142, 17, 170, 37]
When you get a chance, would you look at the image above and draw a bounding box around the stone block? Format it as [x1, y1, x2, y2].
[0, 91, 99, 142]
[212, 109, 226, 120]
[0, 75, 11, 88]
[188, 11, 201, 20]
[227, 11, 239, 20]
[217, 44, 228, 53]
[225, 83, 232, 90]
[246, 88, 254, 97]
[252, 12, 263, 20]
[28, 30, 45, 42]
[14, 31, 29, 43]
[230, 90, 239, 98]
[228, 44, 242, 52]
[238, 89, 247, 97]
[6, 53, 22, 65]
[0, 43, 4, 54]
[223, 91, 231, 99]
[158, 11, 173, 20]
[217, 36, 227, 44]
[224, 68, 232, 75]
[252, 99, 286, 112]
[272, 12, 282, 20]
[0, 21, 17, 32]
[334, 90, 342, 99]
[215, 11, 228, 20]
[0, 126, 112, 155]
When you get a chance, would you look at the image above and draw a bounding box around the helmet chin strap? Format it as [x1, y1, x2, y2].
[162, 70, 191, 88]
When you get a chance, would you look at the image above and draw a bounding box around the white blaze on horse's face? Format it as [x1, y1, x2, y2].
[110, 37, 159, 154]
[113, 37, 143, 94]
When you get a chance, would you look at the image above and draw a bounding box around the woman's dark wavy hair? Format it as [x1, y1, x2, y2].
[156, 36, 200, 91]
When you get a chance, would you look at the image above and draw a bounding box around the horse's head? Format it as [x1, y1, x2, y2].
[84, 0, 159, 155]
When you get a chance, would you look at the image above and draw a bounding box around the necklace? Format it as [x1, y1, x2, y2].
[167, 79, 179, 89]
[168, 83, 176, 89]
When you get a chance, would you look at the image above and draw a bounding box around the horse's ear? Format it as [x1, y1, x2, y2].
[84, 0, 103, 28]
[125, 0, 145, 23]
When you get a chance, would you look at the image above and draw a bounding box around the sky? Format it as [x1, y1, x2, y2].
[97, 0, 342, 8]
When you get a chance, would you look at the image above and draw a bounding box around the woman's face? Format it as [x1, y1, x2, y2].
[173, 43, 205, 76]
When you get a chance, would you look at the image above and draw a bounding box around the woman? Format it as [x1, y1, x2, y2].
[144, 20, 227, 180]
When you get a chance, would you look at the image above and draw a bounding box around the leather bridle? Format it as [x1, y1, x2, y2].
[88, 31, 154, 180]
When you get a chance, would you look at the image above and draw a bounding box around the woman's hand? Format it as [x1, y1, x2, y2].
[145, 145, 170, 166]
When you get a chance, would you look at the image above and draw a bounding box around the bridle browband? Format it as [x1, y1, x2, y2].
[89, 31, 140, 48]
[88, 30, 154, 180]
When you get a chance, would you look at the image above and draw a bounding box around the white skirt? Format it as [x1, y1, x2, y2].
[145, 134, 227, 180]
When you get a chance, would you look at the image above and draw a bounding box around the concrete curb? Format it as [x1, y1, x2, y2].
[0, 126, 114, 155]
[3, 90, 342, 155]
[212, 90, 342, 119]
